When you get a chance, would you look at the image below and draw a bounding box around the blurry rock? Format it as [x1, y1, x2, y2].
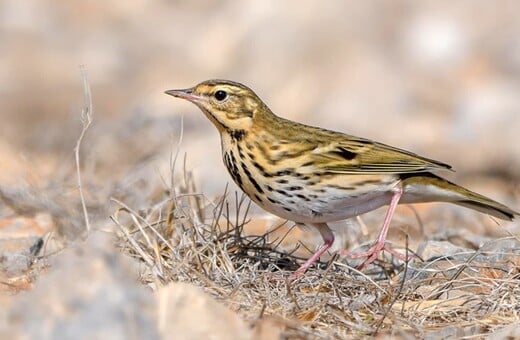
[403, 239, 520, 292]
[418, 238, 520, 263]
[481, 237, 520, 254]
[2, 232, 158, 340]
[488, 323, 520, 340]
[0, 237, 42, 276]
[425, 325, 485, 340]
[250, 317, 283, 340]
[0, 214, 53, 276]
[416, 240, 471, 261]
[157, 282, 251, 340]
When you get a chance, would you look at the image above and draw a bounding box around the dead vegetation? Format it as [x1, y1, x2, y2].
[113, 164, 520, 338]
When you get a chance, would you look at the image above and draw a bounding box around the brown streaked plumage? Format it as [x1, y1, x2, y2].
[165, 79, 518, 276]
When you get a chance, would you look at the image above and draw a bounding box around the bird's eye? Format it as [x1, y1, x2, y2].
[214, 90, 228, 101]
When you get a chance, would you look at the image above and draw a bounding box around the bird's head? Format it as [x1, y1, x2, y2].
[165, 79, 268, 133]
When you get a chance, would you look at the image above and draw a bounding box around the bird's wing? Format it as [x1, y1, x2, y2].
[310, 136, 452, 174]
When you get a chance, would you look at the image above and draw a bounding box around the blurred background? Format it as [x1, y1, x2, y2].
[2, 0, 519, 199]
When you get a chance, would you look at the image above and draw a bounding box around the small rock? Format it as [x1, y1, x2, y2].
[1, 232, 159, 340]
[425, 324, 485, 340]
[157, 282, 251, 340]
[488, 323, 520, 340]
[416, 240, 472, 262]
[0, 214, 53, 276]
[250, 317, 283, 340]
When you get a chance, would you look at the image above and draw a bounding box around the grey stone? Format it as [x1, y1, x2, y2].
[157, 282, 252, 340]
[2, 232, 159, 340]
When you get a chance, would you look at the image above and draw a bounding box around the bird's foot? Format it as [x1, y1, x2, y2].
[340, 242, 415, 270]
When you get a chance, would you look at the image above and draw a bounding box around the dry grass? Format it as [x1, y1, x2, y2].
[113, 167, 520, 338]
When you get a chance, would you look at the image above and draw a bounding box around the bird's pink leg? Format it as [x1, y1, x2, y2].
[290, 223, 334, 279]
[340, 184, 405, 269]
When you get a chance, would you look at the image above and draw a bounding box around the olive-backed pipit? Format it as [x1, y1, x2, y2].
[165, 79, 518, 276]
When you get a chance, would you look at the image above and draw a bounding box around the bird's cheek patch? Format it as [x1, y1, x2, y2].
[225, 116, 253, 130]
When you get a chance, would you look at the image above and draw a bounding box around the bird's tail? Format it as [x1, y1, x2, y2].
[401, 173, 518, 221]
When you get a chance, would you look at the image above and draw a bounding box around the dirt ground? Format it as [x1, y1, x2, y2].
[1, 1, 520, 338]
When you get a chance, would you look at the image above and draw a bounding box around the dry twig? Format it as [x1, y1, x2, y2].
[75, 65, 93, 235]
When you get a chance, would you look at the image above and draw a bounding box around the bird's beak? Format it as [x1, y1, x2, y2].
[164, 88, 202, 102]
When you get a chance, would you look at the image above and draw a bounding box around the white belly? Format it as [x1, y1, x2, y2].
[253, 181, 398, 224]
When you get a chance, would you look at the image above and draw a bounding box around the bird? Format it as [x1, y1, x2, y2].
[165, 79, 518, 276]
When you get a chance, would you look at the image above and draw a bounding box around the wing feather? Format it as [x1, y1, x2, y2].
[311, 136, 452, 174]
